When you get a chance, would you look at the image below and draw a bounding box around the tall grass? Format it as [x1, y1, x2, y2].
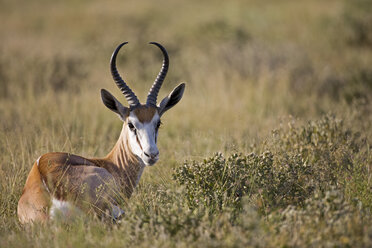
[1, 0, 372, 246]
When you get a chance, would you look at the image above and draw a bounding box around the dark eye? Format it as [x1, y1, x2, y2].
[128, 122, 136, 132]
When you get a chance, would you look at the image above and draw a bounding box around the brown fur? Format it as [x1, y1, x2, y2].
[133, 106, 157, 123]
[17, 122, 144, 224]
[17, 161, 50, 223]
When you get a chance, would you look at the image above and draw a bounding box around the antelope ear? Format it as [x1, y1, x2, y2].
[101, 89, 129, 120]
[158, 83, 185, 116]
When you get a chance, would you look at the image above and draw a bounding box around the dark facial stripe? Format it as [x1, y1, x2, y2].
[136, 135, 143, 151]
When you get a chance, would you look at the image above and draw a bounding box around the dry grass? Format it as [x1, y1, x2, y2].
[1, 0, 372, 246]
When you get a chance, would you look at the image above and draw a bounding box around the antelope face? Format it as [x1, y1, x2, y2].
[126, 107, 160, 166]
[100, 42, 185, 166]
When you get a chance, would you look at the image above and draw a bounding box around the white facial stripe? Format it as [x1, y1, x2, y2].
[128, 112, 160, 166]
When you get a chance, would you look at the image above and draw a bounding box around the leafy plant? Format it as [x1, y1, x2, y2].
[174, 115, 370, 215]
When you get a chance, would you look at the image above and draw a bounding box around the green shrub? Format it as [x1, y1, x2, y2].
[269, 115, 365, 205]
[174, 115, 370, 214]
[173, 151, 277, 214]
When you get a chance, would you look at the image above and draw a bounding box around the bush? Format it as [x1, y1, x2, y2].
[269, 115, 365, 205]
[173, 115, 370, 214]
[173, 151, 276, 214]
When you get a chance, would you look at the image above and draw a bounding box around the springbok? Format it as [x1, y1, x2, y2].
[17, 42, 185, 223]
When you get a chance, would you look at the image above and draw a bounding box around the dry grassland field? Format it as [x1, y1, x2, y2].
[1, 0, 372, 247]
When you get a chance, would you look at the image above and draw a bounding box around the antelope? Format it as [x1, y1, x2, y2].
[17, 42, 185, 223]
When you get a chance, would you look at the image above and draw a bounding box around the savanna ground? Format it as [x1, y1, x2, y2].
[1, 0, 372, 247]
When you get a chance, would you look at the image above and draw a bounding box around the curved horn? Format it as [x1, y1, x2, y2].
[111, 42, 140, 107]
[146, 42, 169, 107]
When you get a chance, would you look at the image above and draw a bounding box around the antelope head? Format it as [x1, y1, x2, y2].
[101, 42, 185, 166]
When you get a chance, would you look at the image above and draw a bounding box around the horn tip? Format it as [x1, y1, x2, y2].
[115, 42, 129, 51]
[149, 41, 162, 47]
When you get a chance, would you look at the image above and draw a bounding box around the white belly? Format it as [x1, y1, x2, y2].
[50, 198, 125, 221]
[50, 198, 82, 220]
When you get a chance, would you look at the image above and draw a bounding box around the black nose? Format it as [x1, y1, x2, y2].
[144, 152, 159, 159]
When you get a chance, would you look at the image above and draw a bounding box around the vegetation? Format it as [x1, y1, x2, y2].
[1, 0, 372, 247]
